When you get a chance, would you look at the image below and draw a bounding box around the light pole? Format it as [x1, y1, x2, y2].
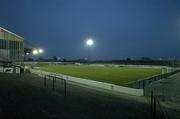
[86, 38, 94, 64]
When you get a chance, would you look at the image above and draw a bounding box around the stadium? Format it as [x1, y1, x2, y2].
[1, 1, 180, 118]
[0, 27, 179, 119]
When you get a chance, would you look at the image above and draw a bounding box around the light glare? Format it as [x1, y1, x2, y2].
[39, 49, 43, 53]
[86, 39, 94, 46]
[32, 49, 38, 55]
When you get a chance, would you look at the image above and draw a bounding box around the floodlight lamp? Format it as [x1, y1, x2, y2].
[32, 49, 38, 55]
[38, 49, 44, 53]
[86, 39, 94, 46]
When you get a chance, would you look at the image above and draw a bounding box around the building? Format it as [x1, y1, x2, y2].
[0, 27, 24, 73]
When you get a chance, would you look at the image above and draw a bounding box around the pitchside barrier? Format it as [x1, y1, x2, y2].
[30, 69, 144, 96]
[150, 91, 169, 119]
[30, 69, 67, 96]
[133, 69, 180, 89]
[30, 68, 180, 96]
[44, 74, 67, 96]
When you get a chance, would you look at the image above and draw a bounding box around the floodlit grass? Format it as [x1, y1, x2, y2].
[39, 65, 161, 87]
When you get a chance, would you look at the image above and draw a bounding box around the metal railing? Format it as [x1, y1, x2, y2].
[150, 91, 169, 119]
[43, 74, 67, 96]
[134, 69, 180, 89]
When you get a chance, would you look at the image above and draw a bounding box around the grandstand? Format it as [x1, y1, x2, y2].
[0, 27, 24, 73]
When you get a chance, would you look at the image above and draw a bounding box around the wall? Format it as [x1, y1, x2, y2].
[0, 66, 3, 72]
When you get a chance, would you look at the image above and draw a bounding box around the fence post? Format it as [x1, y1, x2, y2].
[53, 77, 55, 91]
[143, 80, 145, 89]
[153, 97, 156, 118]
[64, 80, 66, 96]
[44, 75, 46, 88]
[151, 91, 153, 112]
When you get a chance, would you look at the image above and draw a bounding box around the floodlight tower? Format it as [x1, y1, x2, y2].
[86, 38, 94, 63]
[31, 48, 44, 55]
[24, 48, 44, 61]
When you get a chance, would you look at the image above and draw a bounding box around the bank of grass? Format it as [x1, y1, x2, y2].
[39, 65, 161, 87]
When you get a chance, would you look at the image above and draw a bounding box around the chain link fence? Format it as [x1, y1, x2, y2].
[133, 69, 180, 89]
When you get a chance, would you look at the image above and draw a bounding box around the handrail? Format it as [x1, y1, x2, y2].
[43, 74, 67, 96]
[150, 91, 169, 119]
[157, 99, 168, 119]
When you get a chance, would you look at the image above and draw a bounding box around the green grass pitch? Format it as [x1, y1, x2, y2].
[39, 65, 161, 87]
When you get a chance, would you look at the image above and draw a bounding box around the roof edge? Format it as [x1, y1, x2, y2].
[0, 27, 24, 40]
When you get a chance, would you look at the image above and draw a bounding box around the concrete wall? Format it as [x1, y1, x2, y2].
[0, 66, 13, 73]
[0, 66, 21, 74]
[0, 66, 3, 72]
[30, 69, 144, 96]
[4, 67, 13, 73]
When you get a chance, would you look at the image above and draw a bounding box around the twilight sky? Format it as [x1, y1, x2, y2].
[0, 0, 180, 60]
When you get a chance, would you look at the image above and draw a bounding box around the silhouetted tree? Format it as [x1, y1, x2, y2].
[53, 56, 57, 61]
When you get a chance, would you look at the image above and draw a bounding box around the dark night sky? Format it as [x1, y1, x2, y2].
[0, 0, 180, 60]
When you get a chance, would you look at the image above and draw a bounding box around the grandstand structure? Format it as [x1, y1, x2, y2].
[0, 27, 24, 73]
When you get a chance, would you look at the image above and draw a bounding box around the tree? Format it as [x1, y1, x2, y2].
[53, 56, 57, 61]
[141, 57, 152, 61]
[126, 57, 131, 62]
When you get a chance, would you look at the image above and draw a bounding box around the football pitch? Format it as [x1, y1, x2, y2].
[39, 65, 161, 87]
